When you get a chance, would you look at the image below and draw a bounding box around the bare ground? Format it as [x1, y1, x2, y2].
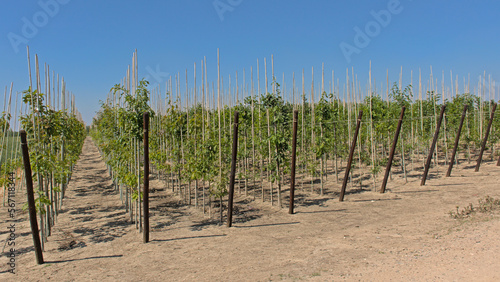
[1, 137, 500, 281]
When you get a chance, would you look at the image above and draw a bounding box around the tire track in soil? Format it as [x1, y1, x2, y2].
[45, 137, 133, 252]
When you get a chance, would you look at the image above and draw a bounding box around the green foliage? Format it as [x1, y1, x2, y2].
[265, 80, 291, 183]
[0, 112, 11, 133]
[20, 88, 86, 180]
[111, 80, 155, 140]
[92, 74, 494, 208]
[17, 87, 85, 215]
[22, 190, 52, 214]
[389, 83, 413, 109]
[92, 79, 153, 197]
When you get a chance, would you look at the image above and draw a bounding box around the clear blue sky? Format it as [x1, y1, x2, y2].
[1, 0, 499, 125]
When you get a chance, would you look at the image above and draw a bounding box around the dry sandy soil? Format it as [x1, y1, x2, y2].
[1, 137, 500, 281]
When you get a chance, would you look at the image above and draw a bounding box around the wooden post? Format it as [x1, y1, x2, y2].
[20, 130, 44, 264]
[421, 105, 446, 186]
[143, 112, 150, 243]
[476, 103, 497, 171]
[289, 110, 298, 214]
[380, 106, 405, 193]
[446, 105, 468, 176]
[339, 111, 363, 202]
[227, 111, 239, 227]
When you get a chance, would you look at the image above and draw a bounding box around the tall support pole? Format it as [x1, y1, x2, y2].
[446, 105, 468, 176]
[227, 111, 239, 227]
[20, 130, 44, 264]
[339, 111, 363, 202]
[421, 105, 446, 186]
[380, 106, 405, 193]
[289, 110, 298, 214]
[476, 103, 497, 171]
[143, 112, 150, 243]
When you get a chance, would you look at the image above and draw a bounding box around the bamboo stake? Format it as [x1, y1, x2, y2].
[257, 58, 264, 201]
[289, 110, 298, 214]
[301, 69, 305, 190]
[267, 108, 272, 204]
[442, 71, 449, 166]
[311, 66, 315, 192]
[369, 61, 375, 190]
[218, 49, 222, 181]
[251, 66, 256, 198]
[186, 69, 191, 205]
[194, 62, 199, 208]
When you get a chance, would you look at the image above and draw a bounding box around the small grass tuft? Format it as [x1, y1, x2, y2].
[449, 196, 500, 219]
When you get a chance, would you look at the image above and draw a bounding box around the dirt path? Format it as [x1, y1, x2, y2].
[1, 137, 500, 281]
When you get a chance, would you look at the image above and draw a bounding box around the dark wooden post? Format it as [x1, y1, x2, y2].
[20, 130, 44, 264]
[227, 111, 239, 227]
[143, 112, 150, 243]
[289, 110, 298, 214]
[380, 106, 405, 193]
[339, 111, 363, 202]
[446, 105, 468, 177]
[421, 105, 446, 186]
[475, 103, 497, 172]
